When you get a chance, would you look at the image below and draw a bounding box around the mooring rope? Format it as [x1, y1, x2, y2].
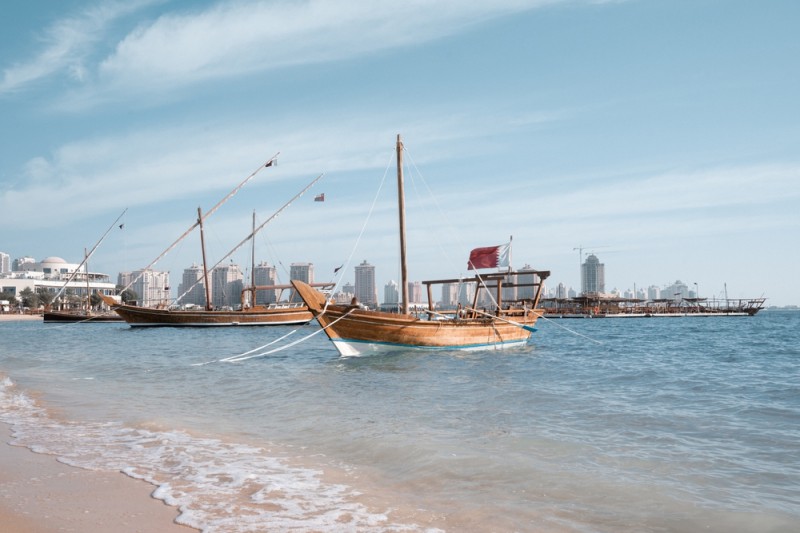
[192, 329, 299, 366]
[221, 309, 355, 363]
[194, 309, 355, 365]
[321, 150, 394, 314]
[536, 314, 603, 344]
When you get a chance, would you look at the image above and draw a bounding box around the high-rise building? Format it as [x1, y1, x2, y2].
[384, 280, 399, 305]
[440, 282, 458, 308]
[212, 263, 243, 308]
[514, 264, 538, 300]
[407, 280, 422, 305]
[177, 264, 207, 307]
[0, 252, 10, 274]
[556, 282, 568, 299]
[253, 261, 277, 304]
[118, 269, 170, 307]
[663, 280, 690, 302]
[647, 285, 661, 300]
[458, 281, 475, 306]
[581, 254, 605, 295]
[354, 260, 377, 307]
[335, 282, 355, 305]
[289, 263, 314, 302]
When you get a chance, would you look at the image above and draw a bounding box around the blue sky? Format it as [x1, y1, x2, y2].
[1, 0, 798, 306]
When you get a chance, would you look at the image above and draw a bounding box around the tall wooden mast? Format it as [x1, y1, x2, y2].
[198, 207, 213, 311]
[250, 210, 256, 307]
[397, 134, 409, 315]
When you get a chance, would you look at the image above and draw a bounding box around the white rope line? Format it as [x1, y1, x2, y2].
[322, 150, 394, 313]
[223, 309, 355, 363]
[403, 148, 502, 310]
[192, 329, 299, 366]
[536, 314, 603, 344]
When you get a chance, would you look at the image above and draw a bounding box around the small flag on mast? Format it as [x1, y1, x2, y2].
[314, 193, 325, 202]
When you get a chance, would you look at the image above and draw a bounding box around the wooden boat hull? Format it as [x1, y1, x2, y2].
[291, 280, 539, 356]
[43, 311, 123, 323]
[99, 294, 312, 327]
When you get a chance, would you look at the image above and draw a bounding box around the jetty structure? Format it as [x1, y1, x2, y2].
[540, 295, 765, 318]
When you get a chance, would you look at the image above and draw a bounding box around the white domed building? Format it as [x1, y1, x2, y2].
[0, 255, 117, 311]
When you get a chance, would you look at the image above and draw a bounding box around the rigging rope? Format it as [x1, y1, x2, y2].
[321, 150, 394, 313]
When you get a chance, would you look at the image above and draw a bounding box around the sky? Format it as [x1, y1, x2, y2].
[1, 0, 799, 306]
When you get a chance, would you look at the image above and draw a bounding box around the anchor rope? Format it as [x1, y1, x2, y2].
[222, 309, 355, 363]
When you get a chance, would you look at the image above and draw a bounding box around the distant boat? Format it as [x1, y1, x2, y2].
[291, 135, 550, 356]
[101, 157, 331, 327]
[43, 210, 128, 324]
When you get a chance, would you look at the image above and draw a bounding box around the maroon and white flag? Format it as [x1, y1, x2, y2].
[314, 193, 325, 202]
[467, 242, 510, 270]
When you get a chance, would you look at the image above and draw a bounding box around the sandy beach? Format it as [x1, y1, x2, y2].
[0, 314, 43, 322]
[0, 423, 194, 533]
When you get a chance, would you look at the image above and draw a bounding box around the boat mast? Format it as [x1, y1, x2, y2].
[198, 207, 213, 311]
[84, 247, 90, 313]
[397, 134, 409, 315]
[250, 210, 256, 307]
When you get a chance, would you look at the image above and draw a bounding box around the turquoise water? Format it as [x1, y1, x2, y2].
[1, 312, 798, 532]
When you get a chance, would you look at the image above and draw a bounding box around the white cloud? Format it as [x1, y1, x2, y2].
[88, 0, 562, 100]
[0, 0, 158, 94]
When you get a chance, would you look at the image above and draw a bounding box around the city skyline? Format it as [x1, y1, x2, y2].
[1, 2, 798, 306]
[1, 251, 781, 309]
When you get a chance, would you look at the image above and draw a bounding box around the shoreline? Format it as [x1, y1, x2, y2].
[0, 314, 42, 322]
[0, 422, 196, 532]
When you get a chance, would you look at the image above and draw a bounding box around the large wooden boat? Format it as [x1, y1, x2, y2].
[291, 135, 550, 356]
[43, 309, 123, 323]
[99, 284, 330, 327]
[104, 157, 331, 327]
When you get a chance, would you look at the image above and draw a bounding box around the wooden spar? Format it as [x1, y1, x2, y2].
[250, 210, 256, 307]
[173, 172, 324, 305]
[84, 248, 90, 313]
[397, 134, 409, 315]
[120, 154, 278, 294]
[198, 207, 212, 311]
[50, 207, 128, 304]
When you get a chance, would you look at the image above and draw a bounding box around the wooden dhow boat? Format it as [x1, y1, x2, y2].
[291, 135, 550, 356]
[100, 283, 328, 327]
[103, 157, 331, 327]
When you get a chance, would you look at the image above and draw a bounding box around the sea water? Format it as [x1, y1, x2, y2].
[1, 311, 798, 532]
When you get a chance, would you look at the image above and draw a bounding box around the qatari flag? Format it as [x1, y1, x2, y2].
[467, 243, 510, 270]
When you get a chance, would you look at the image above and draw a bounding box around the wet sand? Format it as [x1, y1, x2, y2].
[0, 422, 195, 533]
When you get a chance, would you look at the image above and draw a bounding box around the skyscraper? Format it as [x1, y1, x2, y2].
[384, 280, 399, 305]
[440, 282, 458, 308]
[289, 263, 314, 302]
[0, 252, 10, 274]
[253, 261, 277, 304]
[118, 269, 171, 307]
[514, 264, 538, 300]
[212, 263, 243, 308]
[178, 263, 207, 307]
[407, 280, 422, 305]
[354, 260, 377, 307]
[581, 254, 605, 295]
